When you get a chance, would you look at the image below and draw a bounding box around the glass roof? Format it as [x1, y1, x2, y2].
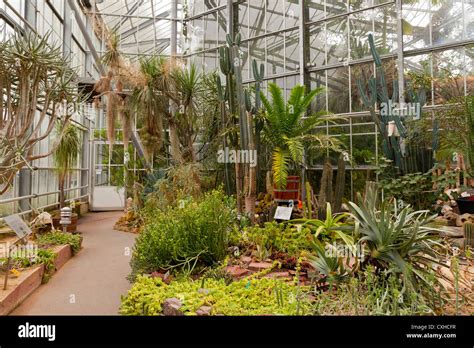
[94, 0, 183, 58]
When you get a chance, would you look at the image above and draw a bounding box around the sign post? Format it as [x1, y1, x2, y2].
[2, 215, 32, 290]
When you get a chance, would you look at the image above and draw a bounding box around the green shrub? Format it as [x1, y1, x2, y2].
[120, 275, 311, 315]
[130, 190, 236, 279]
[36, 249, 57, 283]
[0, 248, 57, 283]
[36, 231, 83, 254]
[242, 221, 313, 259]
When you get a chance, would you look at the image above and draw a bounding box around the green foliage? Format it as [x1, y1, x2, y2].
[53, 122, 81, 207]
[348, 192, 447, 299]
[36, 231, 83, 254]
[0, 248, 57, 284]
[54, 122, 80, 173]
[143, 163, 203, 214]
[308, 240, 350, 286]
[120, 275, 311, 315]
[36, 249, 57, 283]
[261, 83, 337, 188]
[292, 203, 354, 246]
[311, 267, 436, 315]
[377, 159, 455, 211]
[130, 190, 237, 279]
[242, 222, 313, 259]
[356, 34, 433, 175]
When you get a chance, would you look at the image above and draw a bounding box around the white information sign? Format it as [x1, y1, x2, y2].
[3, 214, 32, 239]
[274, 206, 293, 221]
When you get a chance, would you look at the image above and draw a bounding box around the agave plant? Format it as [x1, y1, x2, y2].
[260, 83, 339, 189]
[348, 191, 447, 294]
[308, 240, 350, 286]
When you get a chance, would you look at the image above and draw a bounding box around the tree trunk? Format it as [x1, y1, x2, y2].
[244, 111, 257, 223]
[235, 157, 243, 215]
[169, 120, 183, 164]
[58, 173, 66, 209]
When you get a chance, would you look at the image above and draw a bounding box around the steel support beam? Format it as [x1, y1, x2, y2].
[171, 0, 177, 58]
[396, 0, 405, 104]
[67, 0, 106, 75]
[119, 11, 169, 40]
[63, 0, 72, 58]
[18, 0, 38, 213]
[300, 0, 309, 202]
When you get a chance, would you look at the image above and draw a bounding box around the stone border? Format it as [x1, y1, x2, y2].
[0, 244, 75, 315]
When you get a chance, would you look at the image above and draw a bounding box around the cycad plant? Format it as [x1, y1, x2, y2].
[53, 122, 81, 208]
[260, 83, 338, 189]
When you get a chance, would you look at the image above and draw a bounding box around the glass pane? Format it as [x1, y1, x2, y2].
[327, 18, 348, 65]
[327, 66, 350, 114]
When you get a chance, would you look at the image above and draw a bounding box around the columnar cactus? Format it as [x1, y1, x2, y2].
[333, 154, 346, 213]
[356, 34, 435, 175]
[464, 222, 474, 248]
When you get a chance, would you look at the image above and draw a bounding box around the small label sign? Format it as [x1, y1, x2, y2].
[274, 206, 293, 221]
[3, 214, 32, 239]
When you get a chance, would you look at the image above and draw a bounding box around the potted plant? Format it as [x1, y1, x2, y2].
[52, 122, 81, 232]
[260, 83, 338, 199]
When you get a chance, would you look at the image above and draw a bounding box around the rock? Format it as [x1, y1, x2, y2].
[248, 262, 273, 271]
[445, 212, 459, 226]
[264, 271, 291, 279]
[162, 298, 184, 316]
[441, 205, 453, 215]
[457, 213, 474, 227]
[226, 265, 250, 278]
[196, 306, 212, 316]
[241, 256, 252, 264]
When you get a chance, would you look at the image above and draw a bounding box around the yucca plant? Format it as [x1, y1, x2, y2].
[348, 191, 447, 296]
[53, 122, 81, 208]
[130, 56, 165, 159]
[260, 83, 339, 189]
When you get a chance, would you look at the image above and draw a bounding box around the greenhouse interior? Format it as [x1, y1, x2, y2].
[0, 0, 473, 321]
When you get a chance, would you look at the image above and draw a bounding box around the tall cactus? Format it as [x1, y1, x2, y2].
[241, 60, 265, 222]
[252, 59, 265, 191]
[333, 154, 346, 213]
[356, 34, 433, 175]
[318, 159, 333, 217]
[216, 75, 232, 194]
[218, 32, 251, 215]
[465, 96, 474, 178]
[464, 222, 474, 249]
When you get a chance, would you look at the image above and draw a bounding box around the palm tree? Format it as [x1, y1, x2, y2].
[130, 56, 165, 160]
[170, 63, 205, 163]
[260, 83, 339, 189]
[53, 122, 80, 208]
